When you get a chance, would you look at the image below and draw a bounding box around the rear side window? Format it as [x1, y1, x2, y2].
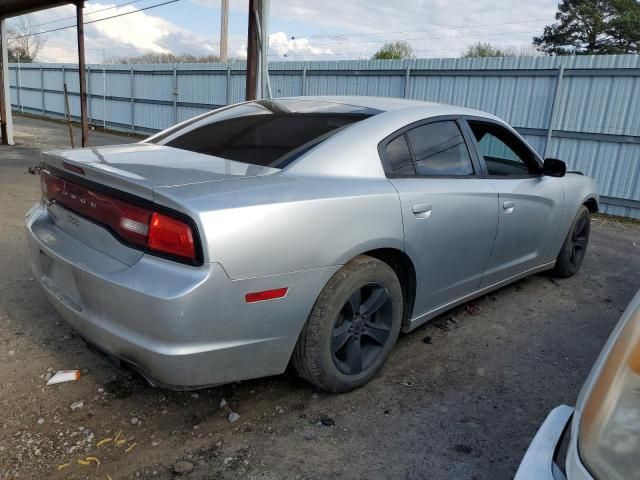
[406, 121, 474, 176]
[385, 135, 416, 175]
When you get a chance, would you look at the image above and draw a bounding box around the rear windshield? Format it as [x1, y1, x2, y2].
[147, 99, 380, 169]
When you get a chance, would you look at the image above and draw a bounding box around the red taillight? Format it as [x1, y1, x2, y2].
[148, 212, 196, 261]
[41, 170, 198, 264]
[41, 170, 151, 247]
[245, 288, 289, 303]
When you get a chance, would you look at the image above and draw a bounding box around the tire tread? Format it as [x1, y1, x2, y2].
[292, 255, 397, 392]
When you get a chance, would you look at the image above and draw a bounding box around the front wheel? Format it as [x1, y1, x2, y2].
[552, 206, 591, 278]
[292, 255, 403, 393]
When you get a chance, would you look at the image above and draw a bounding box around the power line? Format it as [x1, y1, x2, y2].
[26, 0, 151, 29]
[290, 18, 552, 40]
[268, 44, 535, 58]
[269, 30, 542, 49]
[15, 0, 182, 38]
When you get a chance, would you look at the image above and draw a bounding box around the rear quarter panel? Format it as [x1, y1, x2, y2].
[553, 173, 599, 255]
[153, 175, 405, 279]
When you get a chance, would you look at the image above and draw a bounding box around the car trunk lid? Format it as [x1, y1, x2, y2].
[40, 143, 278, 265]
[42, 143, 279, 201]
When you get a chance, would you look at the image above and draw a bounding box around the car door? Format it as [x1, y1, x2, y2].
[464, 119, 565, 286]
[382, 117, 499, 320]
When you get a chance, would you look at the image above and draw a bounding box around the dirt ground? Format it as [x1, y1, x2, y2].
[1, 115, 639, 480]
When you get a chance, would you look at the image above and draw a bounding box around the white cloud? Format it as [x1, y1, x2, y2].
[268, 32, 333, 59]
[199, 0, 559, 59]
[20, 0, 560, 63]
[25, 3, 218, 63]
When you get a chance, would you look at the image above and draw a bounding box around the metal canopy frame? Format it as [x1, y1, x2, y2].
[245, 0, 269, 101]
[0, 0, 88, 146]
[1, 0, 268, 145]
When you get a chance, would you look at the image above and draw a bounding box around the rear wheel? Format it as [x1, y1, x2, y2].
[292, 255, 403, 392]
[552, 206, 591, 278]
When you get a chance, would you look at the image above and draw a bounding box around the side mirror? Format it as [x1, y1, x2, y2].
[543, 158, 566, 178]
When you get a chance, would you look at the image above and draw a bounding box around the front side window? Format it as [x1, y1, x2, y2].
[406, 121, 474, 176]
[468, 122, 539, 176]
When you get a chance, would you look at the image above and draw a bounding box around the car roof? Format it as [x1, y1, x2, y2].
[278, 95, 495, 119]
[282, 96, 507, 179]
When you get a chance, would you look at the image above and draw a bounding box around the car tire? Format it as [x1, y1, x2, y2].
[292, 255, 403, 393]
[552, 205, 591, 278]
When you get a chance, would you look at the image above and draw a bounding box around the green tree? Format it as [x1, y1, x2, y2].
[533, 0, 640, 55]
[608, 0, 640, 52]
[462, 42, 515, 58]
[372, 40, 414, 60]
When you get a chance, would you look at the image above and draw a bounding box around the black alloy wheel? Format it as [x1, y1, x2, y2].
[331, 283, 393, 375]
[569, 214, 589, 269]
[292, 255, 403, 392]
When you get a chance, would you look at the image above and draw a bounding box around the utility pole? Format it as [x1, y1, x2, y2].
[219, 0, 228, 63]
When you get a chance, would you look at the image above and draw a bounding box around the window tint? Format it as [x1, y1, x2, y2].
[468, 122, 538, 176]
[147, 100, 379, 168]
[406, 121, 474, 176]
[384, 135, 415, 175]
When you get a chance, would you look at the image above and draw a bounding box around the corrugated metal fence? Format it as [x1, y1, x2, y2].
[8, 55, 640, 218]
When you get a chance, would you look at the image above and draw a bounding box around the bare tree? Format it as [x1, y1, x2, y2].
[8, 15, 46, 63]
[462, 42, 515, 58]
[105, 53, 226, 64]
[372, 40, 415, 60]
[462, 42, 542, 58]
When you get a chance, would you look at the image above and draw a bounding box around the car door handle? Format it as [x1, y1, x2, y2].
[503, 201, 515, 213]
[412, 203, 432, 219]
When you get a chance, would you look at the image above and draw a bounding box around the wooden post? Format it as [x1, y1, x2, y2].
[63, 83, 75, 148]
[245, 0, 258, 100]
[76, 1, 89, 147]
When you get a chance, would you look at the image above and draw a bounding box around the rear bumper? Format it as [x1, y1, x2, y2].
[26, 202, 337, 388]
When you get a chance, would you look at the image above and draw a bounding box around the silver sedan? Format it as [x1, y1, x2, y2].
[26, 96, 598, 392]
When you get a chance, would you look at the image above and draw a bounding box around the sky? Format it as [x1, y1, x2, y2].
[12, 0, 561, 64]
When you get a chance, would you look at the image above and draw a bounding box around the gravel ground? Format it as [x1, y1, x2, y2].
[1, 115, 639, 480]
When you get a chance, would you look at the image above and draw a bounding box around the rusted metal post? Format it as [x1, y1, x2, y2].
[245, 0, 258, 100]
[76, 1, 89, 147]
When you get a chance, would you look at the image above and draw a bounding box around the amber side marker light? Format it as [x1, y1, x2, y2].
[245, 288, 289, 303]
